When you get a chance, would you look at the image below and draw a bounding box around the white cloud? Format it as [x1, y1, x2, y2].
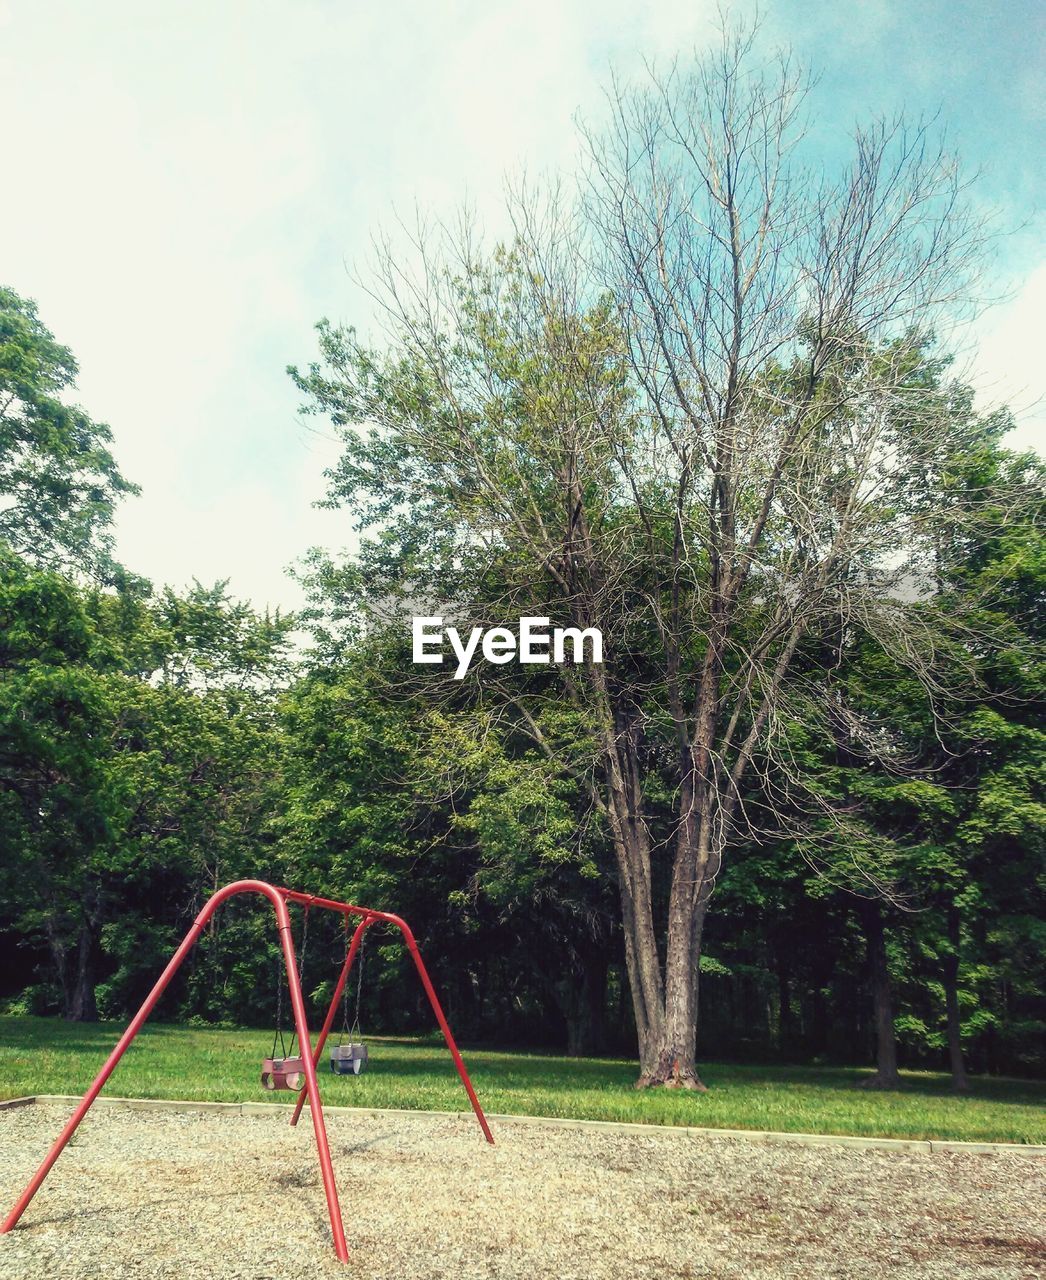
[1, 0, 715, 613]
[969, 265, 1046, 453]
[3, 0, 1037, 619]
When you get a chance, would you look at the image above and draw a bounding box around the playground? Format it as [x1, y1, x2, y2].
[1, 1101, 1042, 1280]
[1, 881, 1044, 1277]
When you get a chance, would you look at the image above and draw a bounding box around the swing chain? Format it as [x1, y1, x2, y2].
[344, 925, 367, 1042]
[287, 906, 310, 1057]
[271, 903, 310, 1060]
[348, 926, 366, 1044]
[339, 921, 352, 1042]
[271, 953, 286, 1061]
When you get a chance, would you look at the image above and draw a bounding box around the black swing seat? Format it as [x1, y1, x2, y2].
[330, 1043, 368, 1075]
[261, 1056, 305, 1090]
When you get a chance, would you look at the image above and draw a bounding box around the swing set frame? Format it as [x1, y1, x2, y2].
[1, 879, 494, 1264]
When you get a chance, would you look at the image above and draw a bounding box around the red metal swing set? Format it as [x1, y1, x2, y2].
[1, 879, 494, 1264]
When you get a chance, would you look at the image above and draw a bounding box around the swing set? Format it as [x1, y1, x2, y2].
[1, 880, 493, 1264]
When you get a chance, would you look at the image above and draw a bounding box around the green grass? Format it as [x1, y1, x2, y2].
[2, 1016, 1043, 1144]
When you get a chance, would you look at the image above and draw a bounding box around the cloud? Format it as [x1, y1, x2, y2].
[3, 0, 1038, 617]
[1, 0, 715, 612]
[970, 265, 1046, 453]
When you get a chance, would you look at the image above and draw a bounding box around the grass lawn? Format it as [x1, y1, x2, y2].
[1, 1016, 1043, 1144]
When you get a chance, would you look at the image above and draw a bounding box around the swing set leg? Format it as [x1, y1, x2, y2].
[1, 881, 351, 1265]
[291, 917, 372, 1127]
[3, 881, 491, 1264]
[395, 916, 495, 1145]
[276, 911, 349, 1262]
[291, 913, 494, 1146]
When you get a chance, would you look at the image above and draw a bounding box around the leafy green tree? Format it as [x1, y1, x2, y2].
[278, 636, 619, 1052]
[766, 421, 1045, 1087]
[0, 551, 289, 1021]
[292, 96, 993, 1090]
[0, 287, 137, 578]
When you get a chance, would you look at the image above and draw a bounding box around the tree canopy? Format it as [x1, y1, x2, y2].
[0, 287, 136, 581]
[0, 28, 1042, 1093]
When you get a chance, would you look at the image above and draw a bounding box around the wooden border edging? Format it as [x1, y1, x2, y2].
[479, 1110, 1046, 1155]
[8, 1096, 1044, 1156]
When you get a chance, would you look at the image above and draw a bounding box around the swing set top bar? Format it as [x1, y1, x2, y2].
[1, 878, 493, 1265]
[277, 886, 402, 924]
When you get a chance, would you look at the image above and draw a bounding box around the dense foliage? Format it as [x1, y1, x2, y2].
[0, 148, 1042, 1094]
[282, 34, 1036, 1090]
[0, 287, 136, 581]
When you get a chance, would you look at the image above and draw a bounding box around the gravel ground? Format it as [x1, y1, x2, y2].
[0, 1104, 1043, 1280]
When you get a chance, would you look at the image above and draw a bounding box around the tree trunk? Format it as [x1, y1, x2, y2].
[562, 953, 608, 1057]
[596, 666, 718, 1090]
[777, 950, 794, 1054]
[859, 903, 901, 1088]
[943, 903, 970, 1092]
[45, 918, 70, 1017]
[633, 619, 732, 1091]
[601, 713, 667, 1080]
[637, 874, 709, 1089]
[604, 706, 720, 1090]
[634, 774, 714, 1090]
[811, 975, 828, 1055]
[610, 814, 711, 1089]
[66, 919, 98, 1022]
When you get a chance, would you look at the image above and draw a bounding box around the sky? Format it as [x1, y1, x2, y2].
[1, 0, 1043, 613]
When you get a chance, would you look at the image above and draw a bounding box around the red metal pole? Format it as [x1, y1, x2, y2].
[285, 897, 492, 1144]
[290, 916, 372, 1128]
[3, 879, 490, 1259]
[1, 896, 217, 1236]
[1, 880, 351, 1264]
[280, 890, 369, 917]
[386, 914, 495, 1145]
[276, 905, 348, 1263]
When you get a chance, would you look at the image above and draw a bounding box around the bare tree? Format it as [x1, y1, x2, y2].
[294, 22, 996, 1087]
